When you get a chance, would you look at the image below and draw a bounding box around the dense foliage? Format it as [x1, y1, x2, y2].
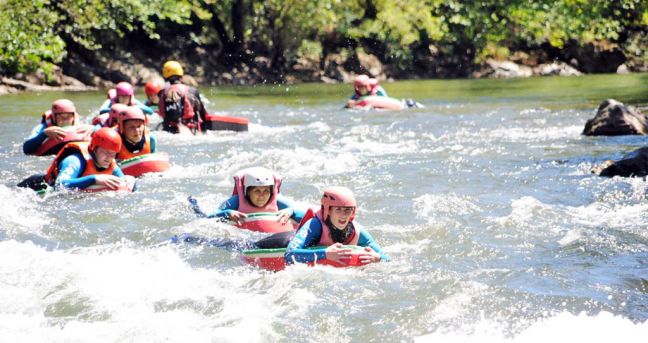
[1, 0, 646, 81]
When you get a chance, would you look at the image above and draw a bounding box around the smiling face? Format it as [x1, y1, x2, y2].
[328, 206, 355, 230]
[93, 146, 118, 169]
[122, 119, 145, 144]
[247, 186, 272, 207]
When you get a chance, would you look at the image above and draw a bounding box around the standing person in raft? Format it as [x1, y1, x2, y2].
[99, 81, 154, 115]
[23, 99, 92, 156]
[284, 186, 389, 265]
[158, 60, 207, 134]
[346, 75, 389, 108]
[116, 106, 158, 161]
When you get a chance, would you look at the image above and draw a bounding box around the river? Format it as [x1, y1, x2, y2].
[1, 73, 647, 342]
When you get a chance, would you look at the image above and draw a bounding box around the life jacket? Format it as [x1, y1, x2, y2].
[44, 142, 116, 185]
[232, 172, 282, 213]
[315, 209, 359, 246]
[117, 127, 151, 160]
[159, 84, 201, 130]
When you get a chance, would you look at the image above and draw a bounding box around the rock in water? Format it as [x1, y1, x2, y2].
[583, 99, 648, 136]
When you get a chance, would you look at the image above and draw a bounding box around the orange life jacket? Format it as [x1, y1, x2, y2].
[44, 142, 116, 185]
[117, 128, 151, 160]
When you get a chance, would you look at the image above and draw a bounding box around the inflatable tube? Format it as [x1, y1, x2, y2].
[82, 175, 136, 193]
[203, 113, 249, 132]
[32, 126, 92, 156]
[118, 153, 170, 177]
[242, 245, 368, 271]
[236, 212, 298, 233]
[354, 95, 405, 110]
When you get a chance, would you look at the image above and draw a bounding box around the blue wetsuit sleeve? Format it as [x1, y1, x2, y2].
[207, 195, 239, 219]
[284, 219, 326, 264]
[98, 100, 112, 114]
[356, 226, 390, 262]
[133, 98, 154, 114]
[149, 134, 157, 153]
[349, 93, 360, 100]
[276, 195, 306, 222]
[23, 123, 48, 154]
[55, 154, 96, 190]
[112, 165, 125, 177]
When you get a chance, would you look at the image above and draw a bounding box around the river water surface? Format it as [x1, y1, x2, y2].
[1, 74, 648, 342]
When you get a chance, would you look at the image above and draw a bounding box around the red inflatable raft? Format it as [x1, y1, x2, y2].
[242, 245, 368, 271]
[32, 126, 93, 156]
[354, 95, 405, 110]
[235, 212, 298, 233]
[118, 153, 171, 177]
[82, 175, 136, 193]
[203, 113, 249, 132]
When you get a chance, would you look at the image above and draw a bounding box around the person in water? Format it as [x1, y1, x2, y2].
[205, 167, 305, 224]
[99, 81, 154, 115]
[157, 60, 207, 134]
[284, 186, 389, 265]
[144, 80, 162, 109]
[346, 75, 388, 108]
[23, 99, 92, 156]
[116, 106, 158, 160]
[44, 128, 128, 191]
[92, 103, 128, 129]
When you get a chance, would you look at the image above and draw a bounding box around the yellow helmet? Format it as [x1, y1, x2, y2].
[162, 60, 184, 79]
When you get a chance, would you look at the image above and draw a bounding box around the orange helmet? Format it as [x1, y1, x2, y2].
[144, 81, 162, 97]
[321, 186, 357, 221]
[89, 128, 122, 153]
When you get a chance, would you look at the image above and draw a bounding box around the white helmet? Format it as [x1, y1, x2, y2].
[243, 167, 275, 194]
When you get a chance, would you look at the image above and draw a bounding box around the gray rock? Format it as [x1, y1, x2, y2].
[582, 99, 648, 136]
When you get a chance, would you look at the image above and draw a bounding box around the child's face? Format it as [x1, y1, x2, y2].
[93, 146, 118, 168]
[247, 186, 272, 207]
[328, 206, 355, 229]
[122, 119, 145, 143]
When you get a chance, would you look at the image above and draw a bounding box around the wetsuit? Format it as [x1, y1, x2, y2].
[207, 194, 306, 223]
[284, 217, 390, 264]
[23, 123, 50, 154]
[53, 152, 125, 190]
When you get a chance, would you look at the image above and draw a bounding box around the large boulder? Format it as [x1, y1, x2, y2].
[595, 147, 648, 177]
[582, 99, 648, 136]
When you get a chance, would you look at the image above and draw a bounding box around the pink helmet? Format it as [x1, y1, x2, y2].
[107, 88, 117, 99]
[321, 186, 357, 221]
[368, 78, 379, 87]
[108, 103, 128, 126]
[115, 82, 134, 97]
[51, 99, 76, 114]
[118, 106, 147, 133]
[89, 127, 122, 153]
[353, 75, 370, 88]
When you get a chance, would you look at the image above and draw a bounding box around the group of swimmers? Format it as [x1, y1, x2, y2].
[17, 62, 389, 266]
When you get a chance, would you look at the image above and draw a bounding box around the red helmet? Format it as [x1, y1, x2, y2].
[107, 88, 117, 99]
[115, 82, 134, 97]
[118, 106, 147, 133]
[51, 99, 76, 114]
[353, 75, 370, 88]
[321, 186, 357, 221]
[144, 81, 162, 97]
[89, 127, 122, 153]
[108, 103, 128, 126]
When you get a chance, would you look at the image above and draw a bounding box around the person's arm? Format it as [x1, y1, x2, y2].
[23, 123, 48, 154]
[276, 195, 305, 222]
[55, 154, 96, 190]
[284, 219, 326, 264]
[376, 86, 388, 97]
[133, 98, 154, 114]
[207, 195, 239, 219]
[111, 164, 125, 177]
[98, 99, 113, 114]
[149, 134, 157, 153]
[356, 226, 390, 262]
